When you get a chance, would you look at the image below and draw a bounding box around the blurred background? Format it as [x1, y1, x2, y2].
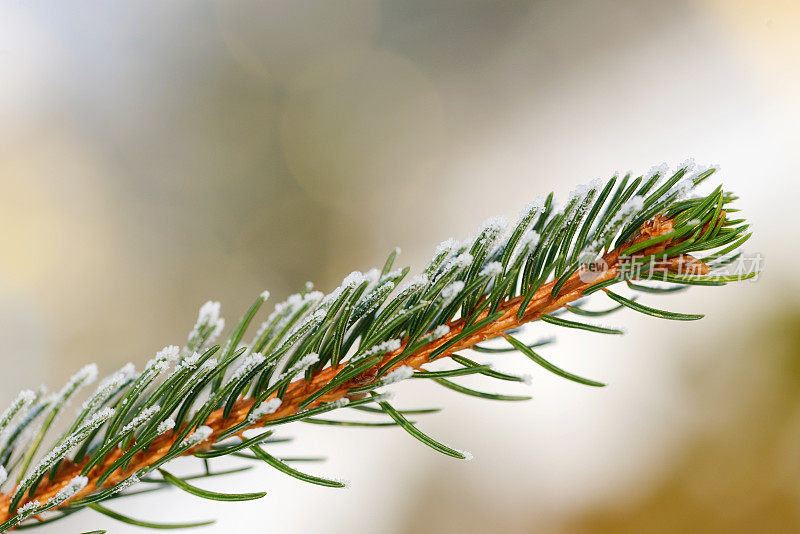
[0, 1, 798, 532]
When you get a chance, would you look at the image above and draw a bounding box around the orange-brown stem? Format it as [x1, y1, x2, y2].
[0, 217, 701, 525]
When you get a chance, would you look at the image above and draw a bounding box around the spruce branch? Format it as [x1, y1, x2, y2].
[0, 162, 758, 531]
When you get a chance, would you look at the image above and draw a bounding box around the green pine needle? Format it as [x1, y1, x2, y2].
[604, 289, 704, 321]
[87, 503, 215, 530]
[157, 469, 266, 502]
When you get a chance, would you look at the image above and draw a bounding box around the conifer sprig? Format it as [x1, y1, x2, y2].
[0, 162, 758, 531]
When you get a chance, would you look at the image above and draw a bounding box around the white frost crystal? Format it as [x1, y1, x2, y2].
[518, 197, 545, 223]
[320, 271, 367, 308]
[156, 418, 176, 435]
[380, 268, 403, 282]
[260, 290, 324, 342]
[456, 449, 474, 461]
[197, 301, 221, 327]
[156, 345, 181, 363]
[469, 216, 507, 254]
[621, 195, 644, 216]
[178, 351, 202, 370]
[568, 178, 602, 203]
[17, 500, 41, 520]
[248, 398, 282, 424]
[432, 251, 473, 283]
[522, 374, 533, 385]
[382, 366, 413, 385]
[479, 261, 503, 278]
[449, 252, 473, 270]
[0, 389, 36, 431]
[121, 405, 161, 434]
[430, 325, 450, 340]
[146, 345, 180, 373]
[80, 407, 115, 432]
[406, 274, 428, 288]
[279, 352, 320, 382]
[357, 339, 401, 360]
[188, 300, 225, 345]
[47, 475, 88, 507]
[355, 281, 395, 314]
[419, 325, 450, 344]
[364, 268, 381, 284]
[231, 353, 266, 382]
[331, 397, 350, 408]
[342, 271, 367, 288]
[479, 215, 508, 235]
[82, 363, 135, 411]
[181, 425, 213, 448]
[111, 473, 140, 496]
[301, 309, 327, 331]
[646, 162, 670, 180]
[519, 230, 540, 250]
[435, 238, 459, 256]
[440, 281, 465, 304]
[52, 364, 98, 409]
